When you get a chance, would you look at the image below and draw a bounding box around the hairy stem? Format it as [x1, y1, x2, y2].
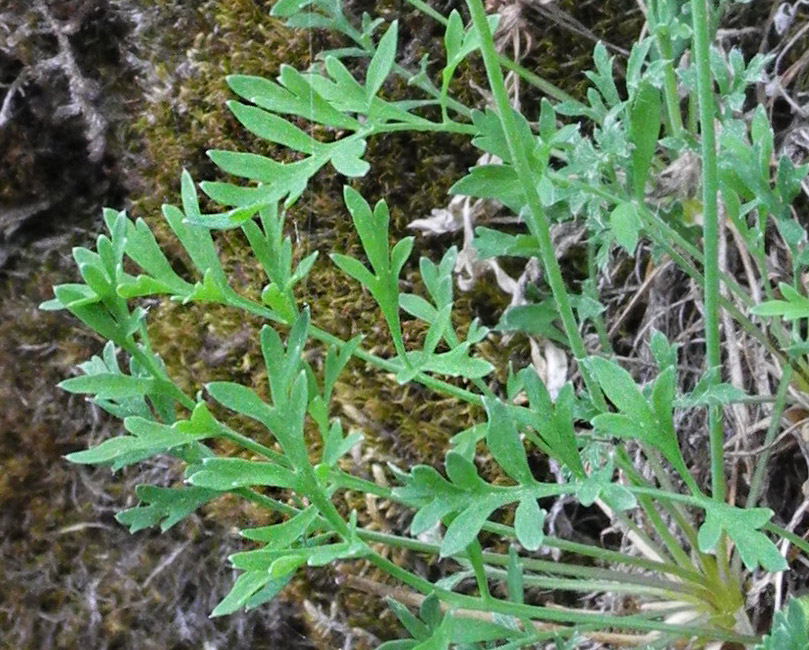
[690, 0, 725, 502]
[464, 0, 607, 412]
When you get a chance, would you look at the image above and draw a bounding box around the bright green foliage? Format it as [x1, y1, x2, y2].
[754, 597, 809, 650]
[45, 0, 809, 646]
[379, 594, 530, 649]
[697, 501, 787, 572]
[116, 485, 218, 533]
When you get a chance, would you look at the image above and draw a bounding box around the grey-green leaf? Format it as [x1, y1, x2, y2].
[187, 458, 299, 490]
[514, 497, 544, 551]
[366, 21, 398, 100]
[484, 398, 534, 485]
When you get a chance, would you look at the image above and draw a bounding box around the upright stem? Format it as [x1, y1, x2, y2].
[404, 0, 584, 108]
[747, 366, 793, 509]
[690, 0, 725, 503]
[464, 0, 607, 412]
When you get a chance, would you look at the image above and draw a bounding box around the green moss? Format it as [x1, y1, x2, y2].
[82, 0, 647, 645]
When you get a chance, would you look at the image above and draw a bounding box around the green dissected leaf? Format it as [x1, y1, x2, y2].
[400, 293, 437, 323]
[575, 460, 636, 511]
[585, 42, 620, 108]
[198, 180, 266, 208]
[514, 496, 545, 550]
[571, 293, 605, 323]
[421, 247, 456, 309]
[440, 12, 499, 117]
[44, 282, 140, 347]
[366, 21, 397, 100]
[449, 424, 487, 461]
[116, 485, 218, 533]
[441, 494, 503, 557]
[176, 172, 226, 277]
[314, 58, 367, 113]
[329, 138, 370, 177]
[628, 81, 661, 200]
[520, 373, 584, 477]
[322, 336, 361, 403]
[241, 506, 318, 545]
[609, 202, 642, 253]
[450, 164, 525, 214]
[344, 186, 388, 274]
[227, 101, 319, 153]
[589, 357, 689, 479]
[66, 415, 214, 469]
[676, 369, 747, 407]
[66, 343, 153, 420]
[386, 598, 431, 641]
[211, 570, 294, 617]
[697, 501, 786, 572]
[419, 594, 442, 630]
[443, 10, 464, 66]
[470, 107, 511, 162]
[391, 236, 414, 277]
[444, 451, 484, 491]
[320, 420, 363, 467]
[207, 150, 281, 183]
[330, 252, 377, 287]
[419, 344, 493, 380]
[259, 308, 309, 404]
[206, 381, 275, 426]
[333, 188, 409, 357]
[752, 283, 809, 320]
[186, 457, 300, 491]
[102, 212, 194, 297]
[226, 73, 359, 130]
[625, 38, 653, 91]
[40, 283, 99, 311]
[650, 329, 678, 370]
[395, 462, 489, 543]
[495, 300, 567, 345]
[754, 597, 809, 650]
[472, 227, 539, 259]
[484, 398, 534, 485]
[59, 373, 163, 400]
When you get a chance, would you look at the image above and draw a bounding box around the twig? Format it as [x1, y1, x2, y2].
[34, 0, 107, 161]
[609, 260, 669, 339]
[0, 69, 27, 129]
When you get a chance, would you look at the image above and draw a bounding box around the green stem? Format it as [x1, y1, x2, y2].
[481, 565, 699, 601]
[226, 292, 487, 406]
[367, 552, 753, 642]
[335, 472, 703, 581]
[218, 424, 288, 465]
[310, 324, 484, 406]
[765, 522, 809, 557]
[467, 541, 493, 600]
[747, 366, 793, 509]
[690, 0, 724, 503]
[538, 533, 702, 582]
[358, 527, 701, 594]
[464, 0, 606, 413]
[586, 239, 613, 353]
[404, 0, 584, 108]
